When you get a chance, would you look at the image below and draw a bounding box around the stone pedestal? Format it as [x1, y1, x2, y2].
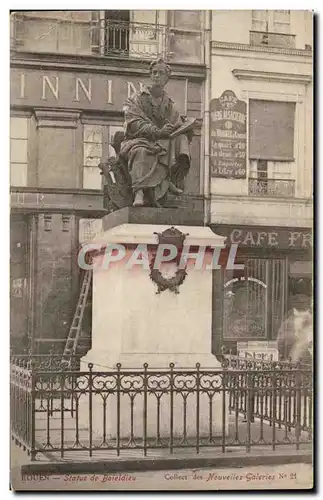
[80, 209, 228, 441]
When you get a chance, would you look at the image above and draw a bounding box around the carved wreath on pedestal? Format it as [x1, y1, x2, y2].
[149, 227, 189, 295]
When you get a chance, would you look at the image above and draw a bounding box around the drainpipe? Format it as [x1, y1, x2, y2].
[202, 10, 212, 226]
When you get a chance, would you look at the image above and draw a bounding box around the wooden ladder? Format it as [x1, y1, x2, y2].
[62, 269, 92, 366]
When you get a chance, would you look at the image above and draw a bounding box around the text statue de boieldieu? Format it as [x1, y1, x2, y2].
[99, 59, 196, 210]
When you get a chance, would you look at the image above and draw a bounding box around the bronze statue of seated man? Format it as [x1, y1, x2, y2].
[99, 58, 195, 210]
[120, 58, 194, 208]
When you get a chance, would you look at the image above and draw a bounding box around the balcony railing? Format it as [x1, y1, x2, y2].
[11, 13, 203, 63]
[249, 178, 295, 197]
[250, 30, 296, 49]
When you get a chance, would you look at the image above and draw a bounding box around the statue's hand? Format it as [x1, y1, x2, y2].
[159, 123, 176, 138]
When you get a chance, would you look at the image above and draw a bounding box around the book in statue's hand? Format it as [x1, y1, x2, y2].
[169, 117, 196, 138]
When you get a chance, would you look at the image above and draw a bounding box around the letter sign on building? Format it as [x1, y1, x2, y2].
[210, 90, 247, 179]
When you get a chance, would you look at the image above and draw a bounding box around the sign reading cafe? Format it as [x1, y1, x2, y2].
[210, 90, 247, 179]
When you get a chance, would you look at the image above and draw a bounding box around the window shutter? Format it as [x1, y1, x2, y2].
[249, 100, 295, 161]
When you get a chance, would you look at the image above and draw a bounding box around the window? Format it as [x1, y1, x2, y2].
[83, 124, 104, 190]
[251, 10, 269, 32]
[82, 123, 124, 189]
[91, 10, 165, 60]
[249, 159, 295, 197]
[273, 10, 291, 34]
[91, 11, 130, 56]
[223, 257, 287, 341]
[250, 10, 294, 48]
[12, 11, 93, 55]
[168, 10, 203, 63]
[105, 10, 130, 55]
[248, 101, 296, 197]
[171, 10, 202, 30]
[249, 100, 295, 161]
[10, 117, 28, 186]
[251, 10, 290, 34]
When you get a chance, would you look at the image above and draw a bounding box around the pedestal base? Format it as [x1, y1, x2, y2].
[79, 219, 228, 443]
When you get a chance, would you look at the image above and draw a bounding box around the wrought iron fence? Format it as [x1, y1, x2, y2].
[249, 178, 295, 197]
[10, 356, 312, 461]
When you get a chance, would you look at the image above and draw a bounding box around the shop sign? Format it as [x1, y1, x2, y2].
[10, 68, 188, 115]
[210, 90, 247, 179]
[237, 341, 279, 361]
[213, 225, 313, 250]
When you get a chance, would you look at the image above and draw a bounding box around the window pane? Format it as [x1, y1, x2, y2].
[10, 138, 28, 163]
[173, 10, 201, 30]
[169, 31, 202, 63]
[17, 12, 93, 55]
[251, 10, 268, 31]
[10, 163, 27, 186]
[83, 166, 102, 189]
[83, 125, 102, 143]
[274, 10, 290, 22]
[273, 23, 290, 35]
[84, 156, 101, 167]
[132, 10, 157, 25]
[249, 100, 295, 160]
[252, 10, 268, 21]
[10, 117, 28, 139]
[223, 258, 268, 339]
[84, 142, 102, 165]
[273, 10, 290, 35]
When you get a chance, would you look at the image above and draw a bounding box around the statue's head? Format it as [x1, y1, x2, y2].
[149, 58, 171, 89]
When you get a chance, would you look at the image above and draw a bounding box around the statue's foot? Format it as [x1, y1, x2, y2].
[133, 190, 144, 207]
[169, 182, 184, 195]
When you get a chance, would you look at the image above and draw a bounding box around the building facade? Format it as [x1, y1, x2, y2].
[10, 10, 313, 357]
[10, 10, 208, 353]
[209, 10, 313, 355]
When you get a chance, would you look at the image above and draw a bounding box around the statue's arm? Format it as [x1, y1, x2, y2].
[125, 114, 160, 141]
[123, 94, 165, 141]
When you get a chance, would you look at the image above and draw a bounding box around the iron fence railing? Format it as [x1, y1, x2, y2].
[10, 357, 312, 460]
[249, 178, 295, 197]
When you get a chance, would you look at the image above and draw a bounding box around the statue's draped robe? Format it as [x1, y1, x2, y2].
[120, 87, 191, 202]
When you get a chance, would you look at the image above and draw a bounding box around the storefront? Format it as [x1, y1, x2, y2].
[211, 224, 312, 357]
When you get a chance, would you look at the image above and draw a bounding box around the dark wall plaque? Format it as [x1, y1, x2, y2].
[210, 90, 247, 179]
